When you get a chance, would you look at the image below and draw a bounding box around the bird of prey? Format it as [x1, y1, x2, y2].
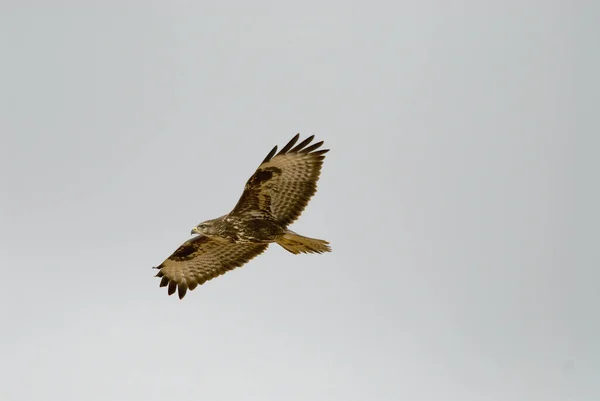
[153, 134, 331, 299]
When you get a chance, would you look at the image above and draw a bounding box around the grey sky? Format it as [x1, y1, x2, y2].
[1, 1, 598, 400]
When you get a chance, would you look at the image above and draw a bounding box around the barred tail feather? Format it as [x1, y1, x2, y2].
[276, 230, 331, 254]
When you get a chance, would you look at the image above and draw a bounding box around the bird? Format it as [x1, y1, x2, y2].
[153, 134, 331, 299]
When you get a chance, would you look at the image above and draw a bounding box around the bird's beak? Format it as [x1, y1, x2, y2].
[191, 227, 199, 235]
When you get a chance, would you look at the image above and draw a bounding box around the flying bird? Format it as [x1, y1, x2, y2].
[153, 134, 331, 299]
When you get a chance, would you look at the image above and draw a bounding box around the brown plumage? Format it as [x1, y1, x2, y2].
[153, 134, 330, 299]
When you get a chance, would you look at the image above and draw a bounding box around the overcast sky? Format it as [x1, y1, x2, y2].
[1, 1, 598, 401]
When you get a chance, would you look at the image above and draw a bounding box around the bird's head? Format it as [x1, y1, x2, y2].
[191, 219, 219, 236]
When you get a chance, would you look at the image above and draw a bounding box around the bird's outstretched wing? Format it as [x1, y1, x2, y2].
[153, 235, 268, 299]
[230, 134, 329, 226]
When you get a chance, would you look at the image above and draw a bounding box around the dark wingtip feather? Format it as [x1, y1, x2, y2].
[290, 135, 315, 153]
[155, 271, 164, 278]
[168, 281, 177, 296]
[261, 145, 278, 164]
[277, 133, 300, 155]
[178, 283, 188, 299]
[313, 149, 330, 155]
[300, 141, 324, 154]
[159, 276, 169, 287]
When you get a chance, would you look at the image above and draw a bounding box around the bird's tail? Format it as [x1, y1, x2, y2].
[276, 230, 331, 254]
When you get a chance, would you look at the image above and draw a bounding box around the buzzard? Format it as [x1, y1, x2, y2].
[153, 134, 331, 299]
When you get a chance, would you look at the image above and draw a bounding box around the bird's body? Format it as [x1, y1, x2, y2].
[194, 214, 285, 243]
[153, 134, 330, 299]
